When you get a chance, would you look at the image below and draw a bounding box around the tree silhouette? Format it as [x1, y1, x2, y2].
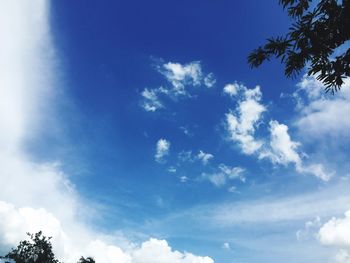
[77, 257, 95, 263]
[2, 232, 61, 263]
[248, 0, 350, 93]
[1, 232, 95, 263]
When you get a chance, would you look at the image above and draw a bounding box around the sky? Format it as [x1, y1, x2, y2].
[1, 1, 350, 263]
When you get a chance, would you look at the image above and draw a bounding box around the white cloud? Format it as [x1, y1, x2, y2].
[260, 120, 301, 166]
[0, 201, 213, 263]
[318, 210, 350, 263]
[223, 82, 246, 97]
[132, 238, 214, 263]
[225, 85, 266, 154]
[155, 139, 171, 163]
[259, 120, 333, 181]
[196, 150, 214, 165]
[168, 166, 177, 173]
[160, 61, 203, 95]
[141, 88, 164, 112]
[140, 61, 215, 112]
[179, 176, 189, 183]
[294, 75, 350, 139]
[204, 73, 216, 88]
[201, 164, 245, 187]
[319, 210, 350, 247]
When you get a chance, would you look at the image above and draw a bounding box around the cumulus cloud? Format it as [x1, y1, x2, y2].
[318, 210, 350, 263]
[318, 210, 350, 247]
[201, 164, 245, 187]
[132, 238, 214, 263]
[259, 120, 333, 181]
[225, 84, 266, 154]
[196, 150, 214, 165]
[155, 139, 171, 163]
[140, 61, 215, 111]
[0, 201, 214, 263]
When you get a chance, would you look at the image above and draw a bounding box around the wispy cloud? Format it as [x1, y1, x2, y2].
[159, 61, 203, 95]
[197, 150, 214, 165]
[201, 164, 245, 188]
[140, 60, 215, 112]
[155, 138, 171, 163]
[141, 88, 164, 112]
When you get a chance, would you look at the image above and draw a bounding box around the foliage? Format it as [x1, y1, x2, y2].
[77, 257, 95, 263]
[1, 232, 61, 263]
[248, 0, 350, 93]
[1, 232, 95, 263]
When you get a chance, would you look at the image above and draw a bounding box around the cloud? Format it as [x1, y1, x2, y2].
[201, 183, 350, 226]
[318, 210, 350, 247]
[223, 82, 246, 97]
[225, 84, 266, 154]
[294, 75, 350, 139]
[296, 216, 321, 241]
[0, 201, 132, 263]
[179, 176, 189, 183]
[203, 73, 216, 88]
[0, 201, 214, 263]
[224, 82, 332, 181]
[260, 120, 301, 166]
[178, 150, 194, 163]
[168, 166, 177, 173]
[141, 88, 164, 112]
[140, 61, 215, 112]
[318, 210, 350, 263]
[179, 126, 193, 137]
[155, 139, 171, 163]
[222, 242, 231, 250]
[259, 120, 333, 181]
[132, 238, 214, 263]
[159, 61, 203, 96]
[196, 150, 214, 165]
[201, 164, 245, 187]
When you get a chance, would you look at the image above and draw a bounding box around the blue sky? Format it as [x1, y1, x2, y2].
[1, 1, 350, 263]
